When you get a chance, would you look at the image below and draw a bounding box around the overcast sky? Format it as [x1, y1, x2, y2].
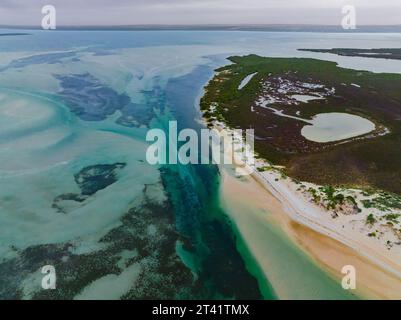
[1, 0, 400, 26]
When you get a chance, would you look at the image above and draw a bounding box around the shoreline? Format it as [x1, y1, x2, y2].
[250, 169, 401, 299]
[197, 53, 401, 299]
[220, 163, 401, 299]
[213, 125, 401, 299]
[251, 167, 401, 276]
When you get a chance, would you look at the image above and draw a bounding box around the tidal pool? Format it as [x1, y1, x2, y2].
[238, 72, 258, 90]
[301, 112, 376, 143]
[291, 94, 324, 103]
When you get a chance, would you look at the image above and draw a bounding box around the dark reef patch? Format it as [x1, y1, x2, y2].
[74, 163, 126, 196]
[52, 163, 126, 214]
[0, 52, 77, 72]
[0, 183, 197, 300]
[159, 166, 264, 299]
[55, 73, 155, 127]
[55, 73, 130, 122]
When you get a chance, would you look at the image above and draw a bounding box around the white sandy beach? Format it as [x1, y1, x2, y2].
[214, 126, 401, 299]
[220, 165, 401, 299]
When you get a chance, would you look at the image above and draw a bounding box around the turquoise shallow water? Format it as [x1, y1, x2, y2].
[0, 30, 400, 299]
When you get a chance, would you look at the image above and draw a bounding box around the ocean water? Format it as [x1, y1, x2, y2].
[1, 30, 401, 299]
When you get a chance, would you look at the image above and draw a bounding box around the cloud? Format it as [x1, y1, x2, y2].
[0, 0, 400, 26]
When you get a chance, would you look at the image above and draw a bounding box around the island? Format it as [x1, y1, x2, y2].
[200, 54, 401, 298]
[299, 48, 401, 60]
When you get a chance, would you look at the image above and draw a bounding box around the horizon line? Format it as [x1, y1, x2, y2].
[2, 23, 401, 28]
[2, 24, 401, 34]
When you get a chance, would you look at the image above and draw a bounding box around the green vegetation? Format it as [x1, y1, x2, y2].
[201, 54, 401, 195]
[362, 193, 401, 211]
[308, 187, 321, 203]
[319, 186, 347, 210]
[299, 48, 401, 61]
[346, 196, 357, 206]
[384, 214, 400, 223]
[306, 185, 360, 212]
[366, 214, 377, 225]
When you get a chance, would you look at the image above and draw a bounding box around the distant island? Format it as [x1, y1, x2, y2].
[300, 48, 401, 60]
[0, 33, 30, 37]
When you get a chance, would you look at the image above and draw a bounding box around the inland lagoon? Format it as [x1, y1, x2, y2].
[301, 112, 376, 143]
